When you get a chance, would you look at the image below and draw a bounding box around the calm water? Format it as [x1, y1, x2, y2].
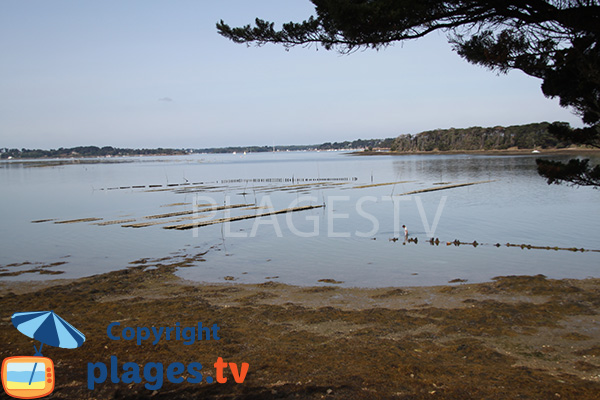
[1, 151, 598, 287]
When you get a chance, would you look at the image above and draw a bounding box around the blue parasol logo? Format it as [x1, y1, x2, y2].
[2, 311, 85, 399]
[11, 311, 86, 354]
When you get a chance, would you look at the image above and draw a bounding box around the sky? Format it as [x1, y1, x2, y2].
[0, 0, 585, 149]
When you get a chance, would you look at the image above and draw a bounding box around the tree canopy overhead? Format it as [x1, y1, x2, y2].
[218, 0, 600, 187]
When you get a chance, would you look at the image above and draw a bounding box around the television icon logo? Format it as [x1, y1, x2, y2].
[1, 356, 55, 399]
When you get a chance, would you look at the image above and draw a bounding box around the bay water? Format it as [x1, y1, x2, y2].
[1, 151, 598, 287]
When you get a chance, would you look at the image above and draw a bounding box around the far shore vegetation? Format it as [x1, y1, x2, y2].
[2, 121, 596, 160]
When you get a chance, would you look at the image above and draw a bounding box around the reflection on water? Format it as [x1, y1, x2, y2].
[0, 152, 598, 287]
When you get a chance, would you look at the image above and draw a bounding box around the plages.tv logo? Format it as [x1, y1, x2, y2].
[1, 311, 85, 399]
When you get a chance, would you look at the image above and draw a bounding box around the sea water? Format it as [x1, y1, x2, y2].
[1, 151, 598, 287]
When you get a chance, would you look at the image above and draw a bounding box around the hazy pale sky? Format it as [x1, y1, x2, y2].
[0, 1, 584, 149]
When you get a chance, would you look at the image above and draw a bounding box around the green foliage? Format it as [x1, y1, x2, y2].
[0, 139, 396, 159]
[454, 32, 600, 128]
[0, 147, 185, 159]
[536, 158, 600, 187]
[547, 122, 600, 148]
[198, 138, 391, 153]
[316, 138, 391, 150]
[390, 122, 567, 152]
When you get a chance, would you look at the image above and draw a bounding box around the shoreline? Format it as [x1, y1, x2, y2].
[2, 272, 600, 311]
[352, 148, 600, 156]
[1, 256, 599, 399]
[3, 147, 599, 165]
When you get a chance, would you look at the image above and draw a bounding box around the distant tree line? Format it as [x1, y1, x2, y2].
[1, 123, 585, 160]
[317, 138, 394, 151]
[191, 138, 394, 154]
[390, 122, 570, 152]
[195, 145, 282, 154]
[1, 141, 396, 159]
[0, 146, 186, 159]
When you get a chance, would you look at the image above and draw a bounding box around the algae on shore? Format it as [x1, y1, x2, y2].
[1, 255, 599, 399]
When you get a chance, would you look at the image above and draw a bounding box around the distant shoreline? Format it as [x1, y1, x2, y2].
[352, 148, 600, 157]
[4, 147, 600, 162]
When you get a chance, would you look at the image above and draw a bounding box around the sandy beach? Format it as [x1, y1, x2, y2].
[1, 253, 599, 399]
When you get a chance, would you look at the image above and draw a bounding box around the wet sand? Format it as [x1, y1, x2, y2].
[1, 255, 599, 399]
